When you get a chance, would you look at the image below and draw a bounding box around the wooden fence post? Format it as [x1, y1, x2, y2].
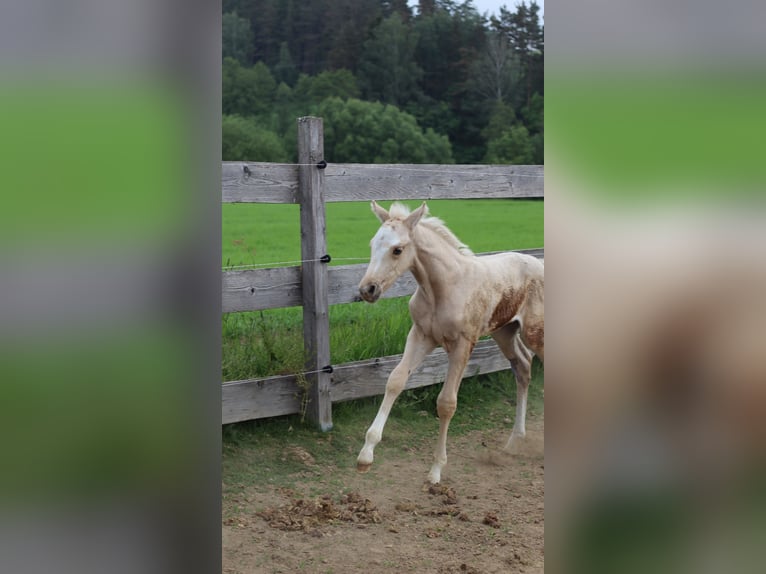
[297, 117, 333, 431]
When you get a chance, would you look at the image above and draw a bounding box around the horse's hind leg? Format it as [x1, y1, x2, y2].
[491, 323, 533, 450]
[506, 335, 534, 449]
[357, 325, 435, 473]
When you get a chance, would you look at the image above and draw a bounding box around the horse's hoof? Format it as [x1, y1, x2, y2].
[356, 462, 372, 473]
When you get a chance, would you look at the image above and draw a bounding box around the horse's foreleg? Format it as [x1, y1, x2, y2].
[357, 326, 434, 473]
[428, 337, 474, 484]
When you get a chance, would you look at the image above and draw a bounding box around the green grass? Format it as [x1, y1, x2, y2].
[222, 299, 414, 381]
[223, 199, 543, 269]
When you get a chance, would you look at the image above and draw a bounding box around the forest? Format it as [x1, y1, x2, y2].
[222, 0, 543, 164]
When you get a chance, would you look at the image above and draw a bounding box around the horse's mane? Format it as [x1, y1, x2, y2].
[389, 202, 474, 256]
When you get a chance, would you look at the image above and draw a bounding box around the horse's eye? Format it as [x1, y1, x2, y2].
[392, 247, 403, 256]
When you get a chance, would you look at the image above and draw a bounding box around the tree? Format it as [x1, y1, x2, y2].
[405, 96, 459, 143]
[493, 1, 543, 107]
[222, 115, 290, 161]
[227, 0, 282, 68]
[382, 0, 413, 21]
[222, 59, 277, 117]
[411, 2, 489, 163]
[484, 124, 534, 164]
[272, 82, 297, 140]
[481, 101, 518, 142]
[418, 0, 436, 16]
[219, 0, 542, 166]
[472, 30, 519, 103]
[318, 97, 453, 163]
[273, 42, 298, 87]
[413, 3, 485, 102]
[304, 70, 361, 103]
[222, 11, 254, 65]
[358, 14, 423, 106]
[520, 91, 544, 134]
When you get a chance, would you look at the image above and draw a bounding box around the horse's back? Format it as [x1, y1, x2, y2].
[481, 251, 544, 285]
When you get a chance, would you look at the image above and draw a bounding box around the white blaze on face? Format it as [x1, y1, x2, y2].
[367, 224, 402, 279]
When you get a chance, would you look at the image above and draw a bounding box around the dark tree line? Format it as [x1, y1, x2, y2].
[222, 0, 543, 164]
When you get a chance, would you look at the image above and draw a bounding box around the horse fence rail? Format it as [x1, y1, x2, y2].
[222, 116, 544, 428]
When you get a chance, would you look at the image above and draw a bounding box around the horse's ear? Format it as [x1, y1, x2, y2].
[371, 200, 390, 223]
[404, 202, 428, 230]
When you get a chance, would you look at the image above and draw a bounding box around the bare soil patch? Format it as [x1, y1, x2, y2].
[223, 419, 543, 573]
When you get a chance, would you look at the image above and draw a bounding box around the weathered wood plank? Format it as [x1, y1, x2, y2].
[222, 266, 302, 313]
[221, 248, 544, 312]
[222, 162, 298, 203]
[330, 339, 511, 403]
[221, 339, 512, 424]
[298, 117, 333, 431]
[221, 163, 544, 203]
[324, 164, 544, 201]
[222, 375, 303, 424]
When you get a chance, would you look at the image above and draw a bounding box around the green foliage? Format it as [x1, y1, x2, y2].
[493, 1, 544, 107]
[272, 42, 298, 87]
[482, 101, 518, 142]
[358, 14, 423, 105]
[319, 97, 453, 163]
[295, 70, 361, 105]
[521, 91, 544, 134]
[414, 2, 484, 101]
[222, 11, 254, 65]
[405, 97, 459, 141]
[222, 58, 277, 117]
[482, 99, 543, 164]
[222, 115, 289, 161]
[531, 130, 544, 164]
[484, 124, 535, 164]
[522, 92, 544, 163]
[471, 30, 521, 104]
[221, 0, 544, 165]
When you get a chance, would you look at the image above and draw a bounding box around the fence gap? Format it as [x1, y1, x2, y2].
[297, 116, 333, 431]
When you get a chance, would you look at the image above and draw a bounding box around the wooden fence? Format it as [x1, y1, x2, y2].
[222, 116, 544, 429]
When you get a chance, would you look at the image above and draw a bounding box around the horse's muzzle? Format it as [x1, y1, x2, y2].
[359, 283, 381, 303]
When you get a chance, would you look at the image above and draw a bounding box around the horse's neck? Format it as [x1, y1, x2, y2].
[410, 226, 466, 304]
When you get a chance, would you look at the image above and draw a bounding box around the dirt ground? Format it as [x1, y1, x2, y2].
[223, 418, 543, 574]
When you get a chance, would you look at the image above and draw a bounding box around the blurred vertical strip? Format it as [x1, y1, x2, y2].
[546, 1, 766, 573]
[0, 1, 221, 574]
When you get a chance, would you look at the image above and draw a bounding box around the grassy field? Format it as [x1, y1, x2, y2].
[223, 199, 543, 270]
[222, 199, 543, 382]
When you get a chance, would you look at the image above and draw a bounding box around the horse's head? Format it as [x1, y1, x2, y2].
[358, 200, 427, 303]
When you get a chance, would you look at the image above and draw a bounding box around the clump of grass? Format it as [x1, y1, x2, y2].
[222, 308, 302, 380]
[222, 299, 413, 381]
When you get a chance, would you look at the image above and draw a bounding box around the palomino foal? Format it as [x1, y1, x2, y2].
[356, 201, 544, 484]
